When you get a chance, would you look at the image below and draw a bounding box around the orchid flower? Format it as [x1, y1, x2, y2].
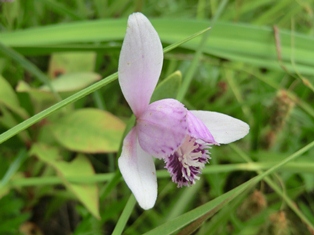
[118, 12, 249, 210]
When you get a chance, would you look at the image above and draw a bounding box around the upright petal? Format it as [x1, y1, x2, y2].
[137, 99, 188, 159]
[118, 12, 163, 117]
[191, 111, 249, 144]
[118, 128, 157, 210]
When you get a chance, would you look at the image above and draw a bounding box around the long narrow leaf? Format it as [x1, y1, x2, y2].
[1, 20, 314, 75]
[144, 140, 314, 234]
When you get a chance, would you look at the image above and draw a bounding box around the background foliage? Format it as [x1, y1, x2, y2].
[0, 0, 314, 234]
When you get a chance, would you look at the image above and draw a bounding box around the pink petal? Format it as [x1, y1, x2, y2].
[118, 13, 163, 117]
[137, 99, 188, 159]
[187, 111, 217, 144]
[118, 128, 157, 210]
[190, 111, 249, 144]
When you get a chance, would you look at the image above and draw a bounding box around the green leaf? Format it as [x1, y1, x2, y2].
[0, 106, 31, 143]
[48, 52, 97, 78]
[0, 25, 209, 145]
[40, 72, 101, 93]
[0, 75, 28, 119]
[16, 80, 57, 113]
[0, 149, 27, 189]
[144, 179, 255, 235]
[0, 42, 58, 97]
[112, 195, 137, 235]
[0, 185, 9, 199]
[49, 108, 125, 153]
[0, 75, 19, 110]
[151, 71, 182, 103]
[30, 143, 100, 219]
[0, 72, 118, 145]
[1, 20, 314, 75]
[144, 140, 314, 234]
[41, 0, 84, 21]
[0, 191, 30, 234]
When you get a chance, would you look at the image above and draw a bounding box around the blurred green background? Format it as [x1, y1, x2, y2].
[0, 0, 314, 234]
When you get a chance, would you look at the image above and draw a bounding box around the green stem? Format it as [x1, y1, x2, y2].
[8, 161, 314, 187]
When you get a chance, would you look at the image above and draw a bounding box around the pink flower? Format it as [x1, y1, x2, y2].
[118, 13, 249, 209]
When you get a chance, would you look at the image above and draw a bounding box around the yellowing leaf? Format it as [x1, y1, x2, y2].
[16, 81, 57, 112]
[48, 52, 96, 78]
[30, 143, 100, 219]
[40, 72, 101, 93]
[49, 108, 125, 153]
[0, 75, 28, 119]
[0, 106, 31, 143]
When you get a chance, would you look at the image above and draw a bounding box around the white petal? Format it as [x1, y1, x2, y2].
[118, 127, 157, 210]
[191, 111, 249, 144]
[118, 12, 163, 117]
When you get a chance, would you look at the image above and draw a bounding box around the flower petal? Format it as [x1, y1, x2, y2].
[191, 111, 249, 144]
[137, 99, 188, 159]
[118, 12, 163, 117]
[118, 128, 157, 210]
[187, 111, 216, 144]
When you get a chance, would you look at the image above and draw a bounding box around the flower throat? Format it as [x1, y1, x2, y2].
[165, 136, 210, 187]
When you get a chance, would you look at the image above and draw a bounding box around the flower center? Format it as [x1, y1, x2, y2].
[164, 135, 210, 187]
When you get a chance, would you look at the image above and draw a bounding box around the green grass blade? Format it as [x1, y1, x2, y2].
[144, 179, 254, 235]
[8, 161, 314, 188]
[163, 27, 211, 54]
[177, 0, 228, 101]
[0, 26, 210, 145]
[143, 141, 314, 234]
[112, 195, 136, 235]
[231, 143, 314, 231]
[41, 0, 84, 20]
[0, 149, 27, 188]
[0, 72, 117, 145]
[0, 42, 58, 97]
[1, 20, 314, 75]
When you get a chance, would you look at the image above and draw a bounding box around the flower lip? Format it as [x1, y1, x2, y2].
[165, 135, 210, 187]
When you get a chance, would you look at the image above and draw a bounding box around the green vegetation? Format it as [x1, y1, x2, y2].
[0, 0, 314, 234]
